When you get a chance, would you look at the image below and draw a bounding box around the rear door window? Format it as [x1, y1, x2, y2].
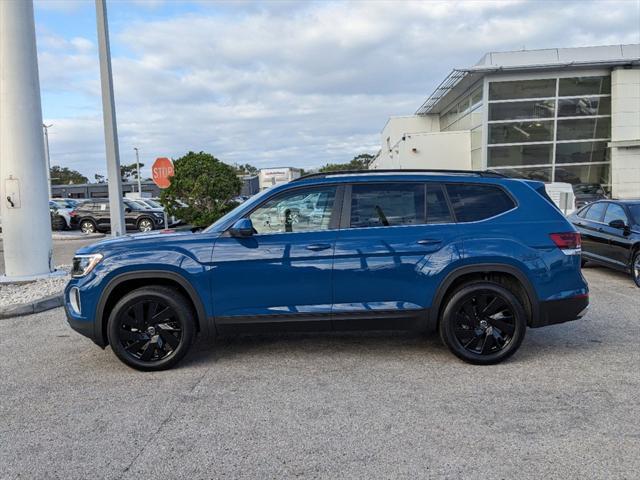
[445, 184, 515, 222]
[603, 203, 628, 225]
[426, 184, 453, 224]
[584, 202, 606, 222]
[349, 183, 425, 228]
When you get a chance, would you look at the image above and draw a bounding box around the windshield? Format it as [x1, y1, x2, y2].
[124, 200, 148, 210]
[204, 189, 272, 232]
[628, 204, 640, 225]
[145, 199, 162, 208]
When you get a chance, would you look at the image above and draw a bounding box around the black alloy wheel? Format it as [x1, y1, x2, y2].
[107, 286, 195, 371]
[440, 282, 526, 365]
[633, 252, 640, 288]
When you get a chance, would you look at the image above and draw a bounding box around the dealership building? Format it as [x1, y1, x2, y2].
[371, 44, 640, 199]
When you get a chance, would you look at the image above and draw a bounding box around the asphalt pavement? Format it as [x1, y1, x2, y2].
[0, 265, 639, 479]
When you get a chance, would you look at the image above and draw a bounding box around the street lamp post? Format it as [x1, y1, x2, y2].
[43, 123, 53, 197]
[95, 0, 125, 236]
[134, 147, 142, 194]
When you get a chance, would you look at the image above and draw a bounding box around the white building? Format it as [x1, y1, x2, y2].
[371, 44, 640, 199]
[258, 167, 303, 190]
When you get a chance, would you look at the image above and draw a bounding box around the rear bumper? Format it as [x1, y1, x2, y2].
[532, 295, 589, 328]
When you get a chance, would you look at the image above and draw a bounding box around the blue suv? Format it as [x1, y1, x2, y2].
[64, 170, 589, 370]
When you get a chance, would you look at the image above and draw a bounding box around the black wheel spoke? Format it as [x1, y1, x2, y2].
[161, 332, 179, 349]
[489, 317, 515, 336]
[116, 299, 183, 363]
[453, 290, 516, 356]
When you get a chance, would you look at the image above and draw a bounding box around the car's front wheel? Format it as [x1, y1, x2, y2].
[107, 286, 196, 371]
[80, 219, 97, 234]
[439, 281, 527, 365]
[137, 218, 154, 232]
[632, 251, 640, 288]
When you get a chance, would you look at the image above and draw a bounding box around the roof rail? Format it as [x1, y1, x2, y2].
[293, 169, 507, 182]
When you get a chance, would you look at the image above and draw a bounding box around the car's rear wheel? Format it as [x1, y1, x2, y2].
[137, 218, 154, 232]
[439, 282, 527, 365]
[80, 219, 96, 234]
[107, 286, 196, 371]
[632, 251, 640, 288]
[51, 215, 66, 231]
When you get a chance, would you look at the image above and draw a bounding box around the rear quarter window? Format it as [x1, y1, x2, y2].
[446, 184, 515, 222]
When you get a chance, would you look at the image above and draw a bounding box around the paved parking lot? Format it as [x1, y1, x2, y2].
[1, 265, 639, 479]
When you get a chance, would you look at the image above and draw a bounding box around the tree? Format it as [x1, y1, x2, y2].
[318, 153, 374, 173]
[120, 162, 144, 182]
[50, 165, 88, 185]
[94, 174, 105, 183]
[160, 151, 242, 227]
[233, 163, 258, 175]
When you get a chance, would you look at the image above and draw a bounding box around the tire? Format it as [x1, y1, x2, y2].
[107, 286, 196, 371]
[137, 217, 154, 233]
[632, 251, 640, 288]
[439, 281, 527, 365]
[51, 215, 66, 231]
[80, 219, 97, 234]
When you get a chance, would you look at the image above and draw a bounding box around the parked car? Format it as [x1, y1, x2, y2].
[573, 183, 608, 209]
[568, 199, 640, 286]
[72, 198, 166, 234]
[51, 197, 82, 210]
[49, 200, 77, 230]
[64, 169, 588, 371]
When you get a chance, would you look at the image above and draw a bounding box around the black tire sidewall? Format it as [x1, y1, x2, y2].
[633, 252, 640, 288]
[439, 282, 527, 365]
[107, 287, 195, 371]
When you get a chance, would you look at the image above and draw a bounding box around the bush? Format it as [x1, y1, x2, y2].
[160, 151, 242, 227]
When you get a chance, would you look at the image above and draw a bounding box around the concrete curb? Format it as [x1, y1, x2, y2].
[51, 232, 105, 241]
[0, 293, 64, 319]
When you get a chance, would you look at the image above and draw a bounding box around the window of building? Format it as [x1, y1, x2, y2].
[249, 187, 336, 234]
[487, 75, 611, 191]
[558, 76, 611, 96]
[488, 144, 553, 167]
[555, 141, 610, 164]
[350, 183, 425, 228]
[584, 202, 607, 222]
[489, 79, 556, 100]
[446, 184, 515, 222]
[603, 203, 628, 225]
[489, 99, 555, 121]
[426, 184, 453, 223]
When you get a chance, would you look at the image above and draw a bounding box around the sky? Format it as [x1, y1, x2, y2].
[33, 0, 640, 180]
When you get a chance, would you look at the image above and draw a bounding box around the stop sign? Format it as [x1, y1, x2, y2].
[152, 157, 174, 189]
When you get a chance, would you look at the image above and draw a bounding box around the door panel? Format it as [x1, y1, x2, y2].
[211, 185, 340, 321]
[578, 202, 608, 260]
[212, 231, 337, 318]
[602, 203, 633, 266]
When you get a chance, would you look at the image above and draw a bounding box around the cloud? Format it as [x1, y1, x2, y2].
[36, 0, 640, 178]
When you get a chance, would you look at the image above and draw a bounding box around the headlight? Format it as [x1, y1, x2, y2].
[71, 253, 104, 278]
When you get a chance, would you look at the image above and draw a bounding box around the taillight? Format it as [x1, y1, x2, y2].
[550, 232, 581, 255]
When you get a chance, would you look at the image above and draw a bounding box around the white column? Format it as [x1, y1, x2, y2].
[0, 0, 54, 277]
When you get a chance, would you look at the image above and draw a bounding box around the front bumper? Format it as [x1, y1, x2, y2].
[532, 295, 589, 328]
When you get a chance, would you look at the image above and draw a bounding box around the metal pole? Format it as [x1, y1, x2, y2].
[43, 123, 52, 197]
[134, 147, 142, 194]
[95, 0, 125, 236]
[0, 0, 54, 278]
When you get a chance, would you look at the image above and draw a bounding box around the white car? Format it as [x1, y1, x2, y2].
[49, 200, 76, 230]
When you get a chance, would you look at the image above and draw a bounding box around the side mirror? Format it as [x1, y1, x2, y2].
[124, 207, 132, 213]
[609, 219, 626, 230]
[230, 218, 254, 237]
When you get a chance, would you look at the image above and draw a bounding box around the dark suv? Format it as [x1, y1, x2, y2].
[65, 170, 589, 371]
[73, 198, 165, 234]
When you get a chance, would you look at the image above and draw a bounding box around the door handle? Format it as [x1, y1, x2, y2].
[597, 227, 604, 232]
[417, 238, 442, 245]
[306, 243, 331, 251]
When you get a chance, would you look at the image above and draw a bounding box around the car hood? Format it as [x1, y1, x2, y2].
[75, 229, 220, 255]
